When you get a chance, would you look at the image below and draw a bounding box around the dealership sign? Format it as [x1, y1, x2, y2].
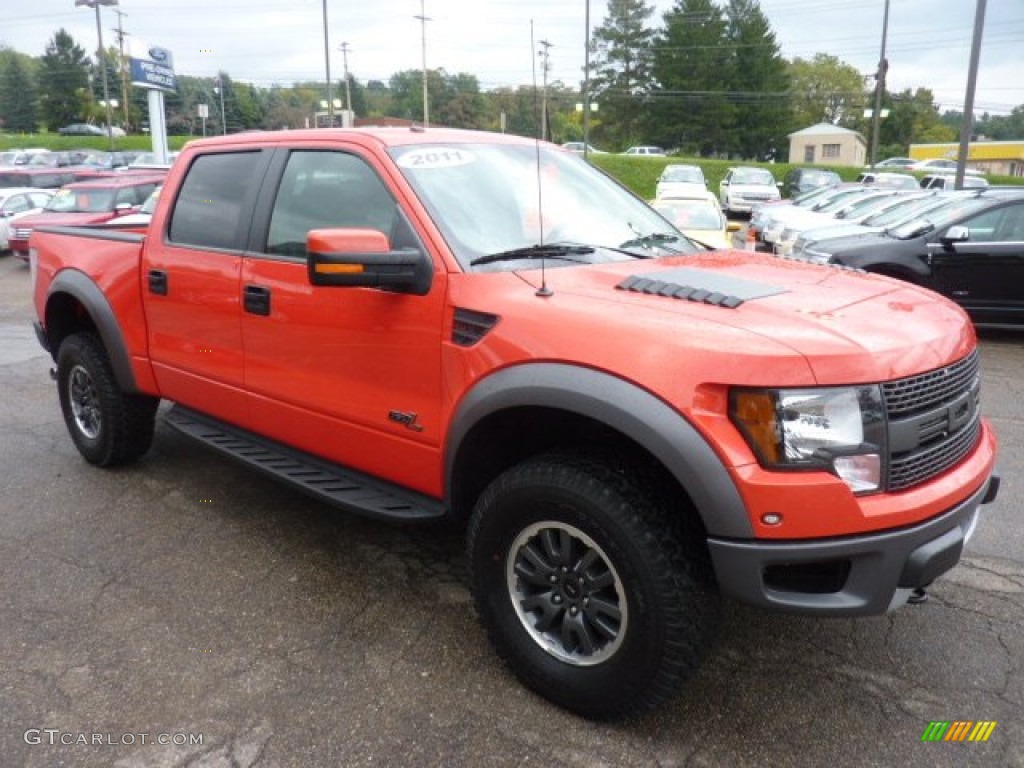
[129, 47, 176, 92]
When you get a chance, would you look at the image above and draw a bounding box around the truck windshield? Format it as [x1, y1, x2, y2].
[389, 142, 695, 272]
[44, 188, 114, 213]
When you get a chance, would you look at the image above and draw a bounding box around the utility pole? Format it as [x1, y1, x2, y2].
[869, 0, 890, 170]
[112, 7, 130, 131]
[414, 0, 430, 127]
[339, 41, 352, 125]
[538, 40, 552, 142]
[955, 0, 987, 190]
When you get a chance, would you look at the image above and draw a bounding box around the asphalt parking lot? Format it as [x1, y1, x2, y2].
[1, 254, 1022, 768]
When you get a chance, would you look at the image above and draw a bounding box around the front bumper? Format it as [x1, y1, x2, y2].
[707, 473, 999, 616]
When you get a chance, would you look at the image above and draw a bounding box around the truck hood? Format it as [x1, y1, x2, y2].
[539, 250, 974, 384]
[13, 210, 117, 234]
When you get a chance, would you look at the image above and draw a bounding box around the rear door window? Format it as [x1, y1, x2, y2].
[168, 151, 267, 250]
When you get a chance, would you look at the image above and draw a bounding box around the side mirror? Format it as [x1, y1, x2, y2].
[306, 228, 432, 295]
[940, 225, 969, 247]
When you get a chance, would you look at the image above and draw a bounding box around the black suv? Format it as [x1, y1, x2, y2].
[800, 188, 1024, 327]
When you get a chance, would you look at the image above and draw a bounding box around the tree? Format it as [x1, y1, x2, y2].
[0, 51, 39, 132]
[724, 0, 790, 159]
[787, 53, 868, 128]
[649, 0, 734, 155]
[588, 0, 656, 149]
[38, 29, 91, 130]
[89, 46, 124, 127]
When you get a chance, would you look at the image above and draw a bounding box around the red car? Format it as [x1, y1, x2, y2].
[10, 175, 163, 261]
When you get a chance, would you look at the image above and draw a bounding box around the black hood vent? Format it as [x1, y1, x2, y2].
[615, 267, 786, 308]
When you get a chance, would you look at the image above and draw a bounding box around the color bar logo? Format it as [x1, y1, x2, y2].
[921, 721, 997, 742]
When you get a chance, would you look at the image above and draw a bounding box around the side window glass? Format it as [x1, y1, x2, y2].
[266, 150, 397, 258]
[168, 151, 264, 250]
[961, 208, 1005, 243]
[5, 195, 29, 214]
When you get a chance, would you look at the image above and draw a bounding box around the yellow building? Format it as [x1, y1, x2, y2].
[909, 140, 1024, 177]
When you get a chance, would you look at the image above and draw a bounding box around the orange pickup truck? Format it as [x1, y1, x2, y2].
[29, 127, 999, 719]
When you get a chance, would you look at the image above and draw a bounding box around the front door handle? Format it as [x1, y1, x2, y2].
[243, 284, 271, 316]
[148, 269, 168, 295]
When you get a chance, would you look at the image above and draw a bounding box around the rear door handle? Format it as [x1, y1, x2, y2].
[148, 269, 168, 295]
[243, 284, 271, 316]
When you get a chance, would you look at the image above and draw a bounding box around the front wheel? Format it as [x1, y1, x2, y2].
[468, 453, 719, 720]
[56, 332, 158, 467]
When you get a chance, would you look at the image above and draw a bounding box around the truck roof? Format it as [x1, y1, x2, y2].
[181, 126, 536, 152]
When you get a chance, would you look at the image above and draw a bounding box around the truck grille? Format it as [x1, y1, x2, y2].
[13, 227, 32, 240]
[883, 350, 982, 492]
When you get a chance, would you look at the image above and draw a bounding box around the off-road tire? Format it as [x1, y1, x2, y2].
[468, 452, 719, 720]
[56, 332, 158, 467]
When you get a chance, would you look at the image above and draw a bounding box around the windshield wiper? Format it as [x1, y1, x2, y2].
[617, 232, 683, 254]
[470, 243, 595, 267]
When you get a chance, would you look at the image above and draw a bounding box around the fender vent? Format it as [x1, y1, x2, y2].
[453, 308, 499, 346]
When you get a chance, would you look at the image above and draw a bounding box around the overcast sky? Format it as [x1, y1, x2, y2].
[4, 0, 1022, 116]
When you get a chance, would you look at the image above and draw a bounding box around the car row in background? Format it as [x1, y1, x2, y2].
[8, 174, 164, 261]
[0, 149, 174, 189]
[790, 187, 1024, 327]
[0, 187, 54, 251]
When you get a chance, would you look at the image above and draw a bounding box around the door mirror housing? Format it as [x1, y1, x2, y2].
[941, 225, 969, 247]
[306, 228, 432, 295]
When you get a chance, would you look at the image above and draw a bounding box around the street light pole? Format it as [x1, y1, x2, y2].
[583, 0, 591, 161]
[414, 0, 430, 127]
[76, 0, 118, 150]
[322, 0, 334, 127]
[339, 42, 353, 125]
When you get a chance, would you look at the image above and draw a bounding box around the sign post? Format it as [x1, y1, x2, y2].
[128, 45, 176, 164]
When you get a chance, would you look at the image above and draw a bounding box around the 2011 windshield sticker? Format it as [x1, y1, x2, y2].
[397, 148, 475, 169]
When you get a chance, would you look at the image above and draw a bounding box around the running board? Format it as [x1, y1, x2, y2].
[164, 405, 445, 522]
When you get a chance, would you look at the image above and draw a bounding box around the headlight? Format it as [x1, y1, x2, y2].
[730, 386, 886, 493]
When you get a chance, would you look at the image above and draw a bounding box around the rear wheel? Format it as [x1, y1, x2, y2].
[468, 453, 719, 720]
[56, 332, 158, 467]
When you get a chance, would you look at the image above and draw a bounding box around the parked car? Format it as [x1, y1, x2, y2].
[779, 167, 840, 198]
[9, 175, 164, 261]
[649, 191, 740, 249]
[0, 187, 53, 251]
[760, 185, 874, 248]
[655, 164, 707, 199]
[909, 158, 984, 176]
[856, 171, 919, 189]
[797, 188, 1024, 326]
[920, 173, 989, 190]
[622, 146, 665, 156]
[871, 157, 916, 169]
[58, 123, 107, 137]
[718, 166, 780, 215]
[561, 142, 605, 155]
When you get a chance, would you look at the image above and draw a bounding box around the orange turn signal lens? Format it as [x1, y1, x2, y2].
[730, 390, 781, 464]
[314, 262, 365, 274]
